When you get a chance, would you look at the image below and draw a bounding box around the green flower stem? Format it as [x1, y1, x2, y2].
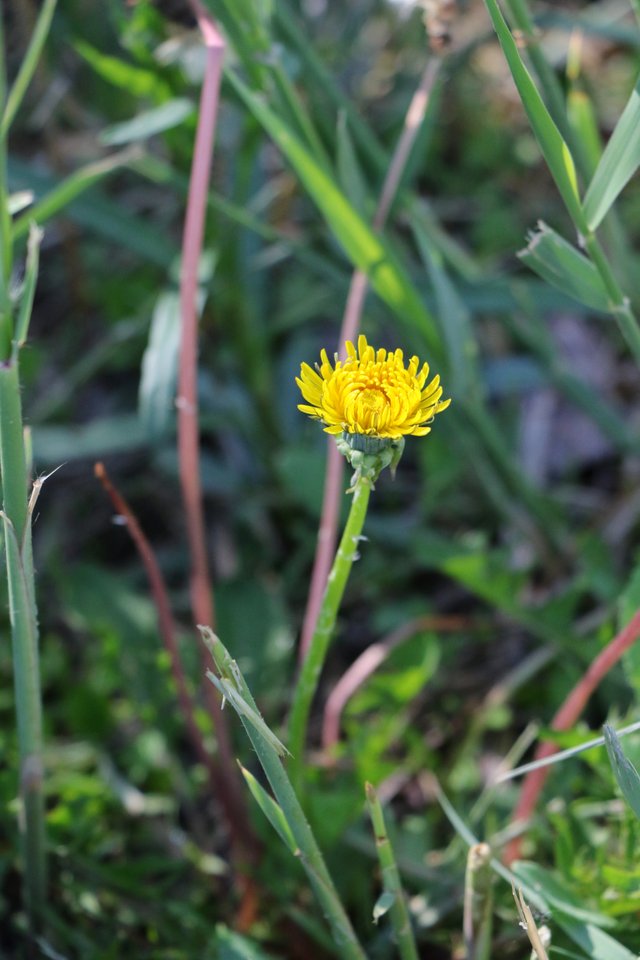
[366, 782, 419, 960]
[203, 630, 367, 960]
[288, 473, 372, 788]
[583, 231, 640, 367]
[0, 359, 46, 930]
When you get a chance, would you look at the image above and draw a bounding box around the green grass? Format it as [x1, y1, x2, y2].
[3, 0, 640, 957]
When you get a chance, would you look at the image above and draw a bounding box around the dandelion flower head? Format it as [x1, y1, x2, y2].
[297, 334, 450, 440]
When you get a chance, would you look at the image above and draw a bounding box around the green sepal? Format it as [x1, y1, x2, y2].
[335, 432, 404, 487]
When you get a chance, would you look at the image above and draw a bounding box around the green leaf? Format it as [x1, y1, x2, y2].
[226, 69, 440, 351]
[74, 39, 170, 98]
[518, 222, 610, 311]
[556, 916, 637, 960]
[512, 862, 614, 928]
[32, 414, 147, 465]
[11, 152, 138, 242]
[603, 724, 640, 820]
[583, 77, 640, 230]
[138, 292, 181, 442]
[483, 0, 586, 232]
[336, 111, 368, 216]
[412, 222, 479, 394]
[101, 99, 195, 146]
[216, 924, 278, 960]
[239, 765, 297, 855]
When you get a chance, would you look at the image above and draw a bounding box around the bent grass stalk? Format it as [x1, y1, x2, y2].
[288, 474, 372, 789]
[202, 628, 367, 960]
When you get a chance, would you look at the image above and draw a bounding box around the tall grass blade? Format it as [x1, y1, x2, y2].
[483, 0, 586, 232]
[225, 70, 440, 349]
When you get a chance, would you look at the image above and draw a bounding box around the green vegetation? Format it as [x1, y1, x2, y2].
[3, 0, 640, 957]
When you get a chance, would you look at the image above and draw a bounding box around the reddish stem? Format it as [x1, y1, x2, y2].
[94, 463, 216, 785]
[505, 606, 640, 864]
[178, 1, 223, 633]
[321, 614, 467, 751]
[297, 58, 442, 663]
[178, 0, 258, 878]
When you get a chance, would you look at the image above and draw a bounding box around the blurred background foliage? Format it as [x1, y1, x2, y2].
[3, 0, 640, 956]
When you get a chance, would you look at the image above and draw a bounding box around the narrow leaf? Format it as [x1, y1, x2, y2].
[583, 77, 640, 230]
[483, 0, 586, 232]
[226, 69, 440, 350]
[14, 225, 43, 351]
[336, 111, 368, 216]
[12, 150, 138, 241]
[239, 765, 297, 854]
[100, 99, 195, 146]
[74, 39, 170, 98]
[603, 723, 640, 819]
[518, 222, 610, 311]
[138, 292, 181, 442]
[556, 916, 637, 960]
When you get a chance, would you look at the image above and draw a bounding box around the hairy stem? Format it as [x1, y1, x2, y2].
[288, 475, 372, 790]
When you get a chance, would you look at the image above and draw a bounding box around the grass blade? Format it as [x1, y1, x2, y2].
[483, 0, 586, 233]
[518, 222, 609, 311]
[603, 723, 640, 819]
[583, 77, 640, 230]
[201, 628, 367, 960]
[239, 765, 297, 855]
[138, 291, 181, 442]
[100, 99, 195, 146]
[12, 149, 140, 241]
[225, 69, 440, 349]
[0, 0, 58, 136]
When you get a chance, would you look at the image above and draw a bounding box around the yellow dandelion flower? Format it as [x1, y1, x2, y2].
[296, 334, 450, 440]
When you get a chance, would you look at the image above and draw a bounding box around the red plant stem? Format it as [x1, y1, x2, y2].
[297, 57, 442, 663]
[94, 463, 216, 785]
[321, 615, 468, 751]
[178, 0, 256, 869]
[178, 0, 222, 633]
[505, 606, 640, 864]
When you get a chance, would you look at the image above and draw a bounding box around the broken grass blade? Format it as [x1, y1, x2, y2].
[518, 222, 609, 312]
